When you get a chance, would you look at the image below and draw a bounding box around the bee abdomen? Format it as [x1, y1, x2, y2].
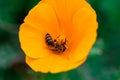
[45, 33, 54, 46]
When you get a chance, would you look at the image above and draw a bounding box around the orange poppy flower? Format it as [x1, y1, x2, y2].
[19, 0, 98, 73]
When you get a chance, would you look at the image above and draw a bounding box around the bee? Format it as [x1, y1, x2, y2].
[45, 33, 67, 53]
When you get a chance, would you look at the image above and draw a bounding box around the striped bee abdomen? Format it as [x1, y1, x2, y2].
[45, 33, 54, 46]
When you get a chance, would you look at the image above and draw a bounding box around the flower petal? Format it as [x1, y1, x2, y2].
[68, 57, 87, 70]
[19, 23, 51, 58]
[42, 0, 85, 28]
[24, 2, 60, 38]
[26, 55, 68, 73]
[19, 2, 60, 58]
[26, 55, 87, 73]
[69, 7, 98, 62]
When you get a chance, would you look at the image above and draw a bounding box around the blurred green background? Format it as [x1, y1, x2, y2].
[0, 0, 120, 80]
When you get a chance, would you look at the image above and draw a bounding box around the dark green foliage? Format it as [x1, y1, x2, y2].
[0, 0, 120, 80]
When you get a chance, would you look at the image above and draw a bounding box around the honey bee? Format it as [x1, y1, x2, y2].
[45, 33, 67, 53]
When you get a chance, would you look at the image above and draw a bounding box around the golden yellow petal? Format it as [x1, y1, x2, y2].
[69, 7, 98, 62]
[19, 3, 61, 58]
[26, 56, 50, 73]
[26, 54, 68, 73]
[24, 2, 60, 38]
[67, 57, 87, 70]
[19, 23, 52, 58]
[42, 0, 85, 29]
[26, 55, 87, 73]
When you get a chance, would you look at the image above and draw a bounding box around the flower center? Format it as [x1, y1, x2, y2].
[45, 33, 67, 53]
